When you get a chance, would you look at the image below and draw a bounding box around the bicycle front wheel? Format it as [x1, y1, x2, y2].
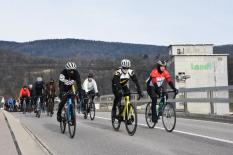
[145, 102, 156, 128]
[89, 101, 95, 120]
[60, 109, 66, 134]
[68, 104, 76, 138]
[111, 107, 121, 131]
[162, 102, 176, 132]
[125, 104, 137, 136]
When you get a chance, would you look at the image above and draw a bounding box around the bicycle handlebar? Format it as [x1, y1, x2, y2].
[161, 90, 178, 99]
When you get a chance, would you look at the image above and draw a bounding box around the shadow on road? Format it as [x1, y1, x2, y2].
[81, 121, 113, 131]
[43, 123, 60, 133]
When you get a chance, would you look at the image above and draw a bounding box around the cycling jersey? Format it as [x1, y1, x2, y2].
[147, 69, 171, 87]
[82, 78, 98, 93]
[34, 81, 45, 96]
[45, 83, 56, 96]
[59, 69, 82, 98]
[113, 68, 136, 88]
[20, 88, 30, 97]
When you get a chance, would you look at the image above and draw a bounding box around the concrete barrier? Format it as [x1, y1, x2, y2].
[3, 111, 50, 155]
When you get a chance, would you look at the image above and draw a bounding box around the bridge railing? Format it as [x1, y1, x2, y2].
[95, 85, 233, 115]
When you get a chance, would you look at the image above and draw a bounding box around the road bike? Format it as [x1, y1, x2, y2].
[83, 92, 96, 120]
[60, 85, 77, 138]
[111, 92, 139, 136]
[145, 90, 177, 132]
[47, 91, 54, 117]
[22, 97, 27, 114]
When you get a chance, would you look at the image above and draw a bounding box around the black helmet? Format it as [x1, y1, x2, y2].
[88, 73, 94, 78]
[157, 60, 167, 67]
[50, 78, 54, 83]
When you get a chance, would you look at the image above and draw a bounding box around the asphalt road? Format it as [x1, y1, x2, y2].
[11, 111, 233, 155]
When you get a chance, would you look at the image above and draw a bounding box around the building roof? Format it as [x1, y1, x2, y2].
[170, 54, 229, 56]
[168, 44, 214, 48]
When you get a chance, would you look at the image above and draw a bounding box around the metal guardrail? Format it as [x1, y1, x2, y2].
[96, 85, 233, 114]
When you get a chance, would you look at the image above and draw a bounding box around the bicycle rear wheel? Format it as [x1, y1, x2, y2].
[111, 107, 121, 131]
[145, 102, 156, 128]
[68, 104, 76, 138]
[47, 98, 53, 117]
[60, 109, 66, 134]
[89, 101, 95, 120]
[125, 104, 137, 136]
[162, 102, 176, 132]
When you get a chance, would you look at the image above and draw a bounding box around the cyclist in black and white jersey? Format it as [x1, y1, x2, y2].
[57, 62, 83, 122]
[111, 59, 143, 118]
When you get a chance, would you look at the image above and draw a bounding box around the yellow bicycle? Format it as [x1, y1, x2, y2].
[111, 93, 139, 136]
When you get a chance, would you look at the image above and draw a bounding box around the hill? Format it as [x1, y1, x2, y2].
[0, 39, 167, 59]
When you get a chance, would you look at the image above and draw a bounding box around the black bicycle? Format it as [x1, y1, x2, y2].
[22, 97, 27, 114]
[47, 91, 54, 117]
[83, 92, 96, 120]
[145, 90, 177, 132]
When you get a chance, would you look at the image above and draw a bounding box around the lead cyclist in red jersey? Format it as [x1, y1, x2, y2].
[146, 60, 178, 123]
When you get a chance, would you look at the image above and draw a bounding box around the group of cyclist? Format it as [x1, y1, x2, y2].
[56, 59, 178, 125]
[18, 77, 56, 115]
[17, 58, 178, 125]
[111, 59, 178, 124]
[57, 62, 100, 122]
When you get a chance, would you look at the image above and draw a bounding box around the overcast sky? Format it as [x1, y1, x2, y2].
[0, 0, 232, 45]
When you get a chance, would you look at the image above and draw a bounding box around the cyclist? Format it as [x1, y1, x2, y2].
[112, 59, 143, 118]
[7, 98, 16, 112]
[19, 85, 30, 112]
[34, 77, 45, 112]
[45, 78, 56, 115]
[57, 61, 83, 122]
[146, 60, 178, 123]
[82, 73, 100, 113]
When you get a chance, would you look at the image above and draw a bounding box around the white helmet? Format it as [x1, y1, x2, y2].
[65, 62, 77, 70]
[29, 84, 33, 89]
[121, 59, 131, 68]
[36, 77, 43, 82]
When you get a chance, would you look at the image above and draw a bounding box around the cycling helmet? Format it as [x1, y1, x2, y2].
[65, 62, 77, 70]
[157, 60, 167, 67]
[121, 59, 131, 68]
[88, 73, 94, 78]
[50, 78, 54, 83]
[36, 77, 43, 82]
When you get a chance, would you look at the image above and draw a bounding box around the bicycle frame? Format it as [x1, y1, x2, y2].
[66, 96, 73, 122]
[120, 95, 132, 120]
[64, 85, 76, 122]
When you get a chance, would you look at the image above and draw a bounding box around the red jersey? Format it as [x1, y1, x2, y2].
[20, 88, 30, 97]
[147, 69, 171, 87]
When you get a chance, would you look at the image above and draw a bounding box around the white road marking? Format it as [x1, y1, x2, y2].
[177, 117, 233, 126]
[95, 116, 233, 145]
